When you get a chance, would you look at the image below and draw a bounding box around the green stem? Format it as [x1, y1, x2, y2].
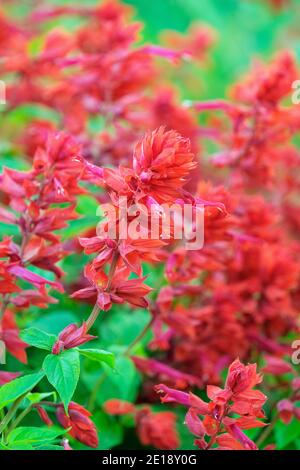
[124, 316, 154, 356]
[0, 395, 25, 435]
[6, 405, 33, 435]
[85, 304, 101, 332]
[88, 373, 107, 412]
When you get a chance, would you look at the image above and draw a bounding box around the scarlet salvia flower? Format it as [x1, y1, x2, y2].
[56, 402, 98, 448]
[156, 359, 267, 450]
[0, 310, 28, 363]
[52, 322, 96, 354]
[135, 407, 179, 450]
[133, 127, 197, 204]
[103, 399, 136, 415]
[277, 399, 294, 425]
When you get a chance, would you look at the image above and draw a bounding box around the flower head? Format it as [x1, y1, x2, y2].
[56, 402, 98, 448]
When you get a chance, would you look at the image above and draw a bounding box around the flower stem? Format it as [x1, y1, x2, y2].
[0, 395, 25, 435]
[85, 304, 101, 332]
[124, 316, 154, 356]
[88, 373, 107, 412]
[256, 412, 277, 448]
[6, 405, 33, 434]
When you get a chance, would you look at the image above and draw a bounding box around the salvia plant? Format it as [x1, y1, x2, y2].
[0, 0, 299, 451]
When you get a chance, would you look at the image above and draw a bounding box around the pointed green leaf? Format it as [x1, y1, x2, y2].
[20, 328, 56, 351]
[43, 350, 80, 412]
[7, 426, 65, 447]
[0, 371, 45, 410]
[78, 348, 115, 368]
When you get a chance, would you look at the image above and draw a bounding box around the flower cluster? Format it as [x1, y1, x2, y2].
[0, 0, 299, 452]
[156, 359, 267, 450]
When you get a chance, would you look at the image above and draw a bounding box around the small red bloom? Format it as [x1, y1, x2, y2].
[103, 399, 136, 415]
[0, 310, 28, 363]
[35, 405, 53, 426]
[136, 407, 179, 450]
[56, 402, 98, 448]
[52, 322, 96, 354]
[277, 399, 294, 424]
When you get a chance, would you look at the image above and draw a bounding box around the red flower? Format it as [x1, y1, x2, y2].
[277, 399, 294, 424]
[56, 402, 98, 448]
[35, 405, 53, 426]
[72, 266, 152, 311]
[133, 127, 196, 203]
[0, 310, 28, 363]
[103, 399, 136, 415]
[52, 322, 96, 354]
[136, 407, 179, 450]
[156, 359, 266, 450]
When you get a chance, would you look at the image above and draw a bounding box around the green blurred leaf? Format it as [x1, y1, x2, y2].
[275, 418, 300, 449]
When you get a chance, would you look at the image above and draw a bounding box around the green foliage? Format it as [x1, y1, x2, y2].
[6, 427, 65, 450]
[78, 348, 115, 368]
[0, 372, 45, 410]
[43, 350, 80, 412]
[20, 328, 57, 351]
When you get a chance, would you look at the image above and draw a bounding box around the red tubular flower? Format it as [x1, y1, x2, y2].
[0, 310, 28, 363]
[103, 399, 136, 415]
[56, 402, 98, 448]
[52, 322, 96, 354]
[132, 356, 201, 388]
[72, 266, 152, 311]
[35, 405, 53, 426]
[277, 399, 294, 424]
[135, 407, 179, 450]
[225, 359, 263, 395]
[262, 356, 293, 375]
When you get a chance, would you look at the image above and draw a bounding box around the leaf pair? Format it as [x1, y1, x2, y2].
[21, 327, 115, 412]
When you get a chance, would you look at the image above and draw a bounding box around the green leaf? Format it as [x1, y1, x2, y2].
[275, 418, 300, 449]
[36, 444, 63, 450]
[20, 328, 56, 351]
[7, 426, 65, 448]
[78, 348, 115, 369]
[0, 371, 45, 410]
[43, 350, 80, 412]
